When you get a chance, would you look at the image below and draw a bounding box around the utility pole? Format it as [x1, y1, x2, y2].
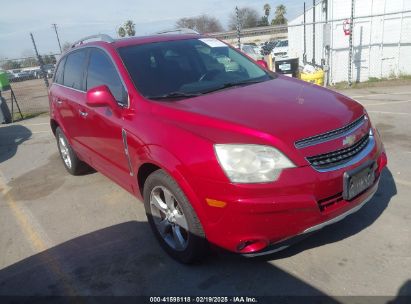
[348, 0, 355, 86]
[236, 6, 241, 49]
[30, 33, 49, 88]
[52, 23, 62, 53]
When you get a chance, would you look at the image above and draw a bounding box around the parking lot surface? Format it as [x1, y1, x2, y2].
[0, 84, 410, 299]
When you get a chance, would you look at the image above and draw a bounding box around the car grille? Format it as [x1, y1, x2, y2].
[295, 115, 365, 149]
[306, 133, 370, 170]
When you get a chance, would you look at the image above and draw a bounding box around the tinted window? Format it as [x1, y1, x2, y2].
[54, 57, 66, 84]
[118, 38, 271, 99]
[86, 49, 126, 105]
[63, 50, 86, 90]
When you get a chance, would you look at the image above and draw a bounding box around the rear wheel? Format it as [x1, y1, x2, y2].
[56, 127, 87, 175]
[143, 169, 208, 263]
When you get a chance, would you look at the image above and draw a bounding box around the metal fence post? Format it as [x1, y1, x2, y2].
[348, 0, 355, 86]
[397, 0, 405, 77]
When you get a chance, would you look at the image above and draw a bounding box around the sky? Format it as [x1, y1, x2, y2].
[0, 0, 306, 59]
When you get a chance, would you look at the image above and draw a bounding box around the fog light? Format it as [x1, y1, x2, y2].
[237, 239, 268, 253]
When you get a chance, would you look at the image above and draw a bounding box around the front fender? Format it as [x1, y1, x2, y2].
[132, 144, 210, 233]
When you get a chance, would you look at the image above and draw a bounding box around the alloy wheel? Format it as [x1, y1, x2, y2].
[150, 186, 189, 251]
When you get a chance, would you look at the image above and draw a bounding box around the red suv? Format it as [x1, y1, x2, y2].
[49, 32, 387, 263]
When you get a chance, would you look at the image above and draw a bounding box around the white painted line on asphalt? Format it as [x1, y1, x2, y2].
[0, 174, 53, 251]
[20, 122, 49, 126]
[363, 100, 411, 106]
[351, 92, 411, 98]
[367, 111, 410, 115]
[0, 171, 78, 296]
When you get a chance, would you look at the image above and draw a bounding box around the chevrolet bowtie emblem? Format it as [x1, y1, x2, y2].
[343, 134, 356, 146]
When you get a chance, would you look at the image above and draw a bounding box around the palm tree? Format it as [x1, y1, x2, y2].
[118, 20, 136, 37]
[271, 4, 287, 25]
[124, 20, 136, 36]
[118, 27, 126, 38]
[264, 3, 271, 18]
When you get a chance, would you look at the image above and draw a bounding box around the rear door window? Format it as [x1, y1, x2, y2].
[86, 48, 127, 105]
[54, 57, 66, 84]
[63, 50, 87, 90]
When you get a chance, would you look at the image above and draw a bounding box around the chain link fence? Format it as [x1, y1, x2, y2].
[287, 0, 411, 85]
[212, 1, 411, 86]
[0, 54, 59, 119]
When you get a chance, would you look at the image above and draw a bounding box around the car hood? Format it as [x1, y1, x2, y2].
[154, 76, 364, 148]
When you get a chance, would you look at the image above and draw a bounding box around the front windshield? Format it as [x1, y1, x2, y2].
[118, 38, 272, 99]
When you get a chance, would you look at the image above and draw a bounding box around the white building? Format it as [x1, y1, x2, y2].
[288, 0, 411, 84]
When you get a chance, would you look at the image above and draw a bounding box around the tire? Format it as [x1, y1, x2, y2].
[56, 127, 87, 175]
[143, 169, 208, 263]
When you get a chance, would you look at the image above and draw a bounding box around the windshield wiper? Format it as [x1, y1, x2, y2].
[147, 91, 202, 100]
[201, 79, 264, 94]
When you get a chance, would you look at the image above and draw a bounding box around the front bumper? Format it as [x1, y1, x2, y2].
[189, 134, 387, 254]
[243, 180, 379, 257]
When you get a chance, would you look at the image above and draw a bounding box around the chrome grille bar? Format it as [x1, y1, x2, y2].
[295, 115, 366, 149]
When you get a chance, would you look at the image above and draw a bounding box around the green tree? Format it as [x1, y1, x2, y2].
[1, 60, 21, 70]
[271, 4, 287, 25]
[118, 20, 136, 37]
[62, 42, 72, 52]
[176, 14, 223, 33]
[264, 3, 271, 19]
[20, 57, 38, 68]
[228, 7, 259, 30]
[257, 3, 271, 26]
[41, 54, 57, 65]
[118, 27, 126, 37]
[258, 16, 269, 26]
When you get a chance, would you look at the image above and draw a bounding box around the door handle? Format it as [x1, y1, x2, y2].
[55, 98, 63, 105]
[79, 109, 88, 117]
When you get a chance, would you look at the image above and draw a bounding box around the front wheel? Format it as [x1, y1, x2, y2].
[143, 170, 208, 263]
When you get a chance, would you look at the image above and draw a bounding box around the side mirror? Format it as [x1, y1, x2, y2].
[86, 85, 117, 108]
[257, 59, 268, 69]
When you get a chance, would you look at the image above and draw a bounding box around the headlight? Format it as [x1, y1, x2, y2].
[214, 144, 295, 183]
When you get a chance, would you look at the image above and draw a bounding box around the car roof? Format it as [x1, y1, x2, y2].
[72, 33, 206, 51]
[114, 33, 206, 48]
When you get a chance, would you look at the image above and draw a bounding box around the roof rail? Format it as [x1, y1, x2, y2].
[155, 28, 200, 35]
[71, 34, 115, 49]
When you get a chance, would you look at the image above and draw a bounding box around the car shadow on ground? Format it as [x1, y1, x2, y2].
[261, 167, 397, 260]
[0, 169, 399, 300]
[0, 124, 32, 164]
[0, 220, 339, 301]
